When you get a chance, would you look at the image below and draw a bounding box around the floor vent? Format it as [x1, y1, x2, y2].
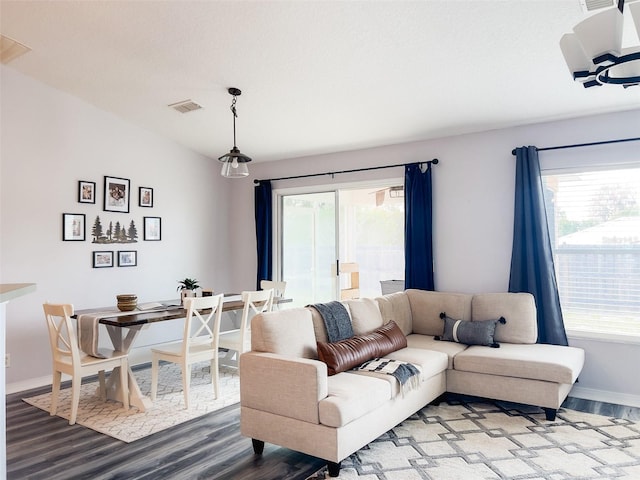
[168, 100, 203, 113]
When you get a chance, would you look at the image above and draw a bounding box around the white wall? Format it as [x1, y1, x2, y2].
[1, 66, 235, 391]
[234, 108, 640, 406]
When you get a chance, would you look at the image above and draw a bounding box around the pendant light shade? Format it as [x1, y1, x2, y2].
[560, 0, 640, 88]
[218, 87, 252, 178]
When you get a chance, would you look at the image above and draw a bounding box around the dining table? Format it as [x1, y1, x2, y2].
[73, 293, 291, 412]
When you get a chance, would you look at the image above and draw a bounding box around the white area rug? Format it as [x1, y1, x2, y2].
[23, 361, 239, 443]
[308, 399, 640, 479]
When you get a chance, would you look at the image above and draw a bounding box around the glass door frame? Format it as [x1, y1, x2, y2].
[273, 177, 403, 302]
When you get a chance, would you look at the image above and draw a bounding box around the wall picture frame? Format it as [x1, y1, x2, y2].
[104, 175, 130, 213]
[139, 187, 153, 207]
[62, 213, 86, 241]
[143, 216, 161, 241]
[78, 181, 96, 204]
[118, 250, 137, 267]
[92, 251, 114, 268]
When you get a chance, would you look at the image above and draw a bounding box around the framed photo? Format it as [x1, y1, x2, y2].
[118, 250, 137, 267]
[139, 187, 153, 207]
[104, 176, 130, 213]
[143, 216, 161, 241]
[78, 181, 96, 204]
[62, 213, 86, 241]
[92, 251, 114, 268]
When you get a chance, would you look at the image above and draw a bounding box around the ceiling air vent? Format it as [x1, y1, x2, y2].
[168, 100, 203, 113]
[579, 0, 614, 12]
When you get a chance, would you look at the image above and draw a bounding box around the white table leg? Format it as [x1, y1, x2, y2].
[102, 324, 152, 412]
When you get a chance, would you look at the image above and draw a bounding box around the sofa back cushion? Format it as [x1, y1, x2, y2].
[376, 292, 412, 335]
[406, 289, 473, 336]
[343, 297, 384, 335]
[471, 293, 537, 344]
[251, 308, 318, 359]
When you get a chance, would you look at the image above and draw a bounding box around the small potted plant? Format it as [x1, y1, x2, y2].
[177, 278, 200, 304]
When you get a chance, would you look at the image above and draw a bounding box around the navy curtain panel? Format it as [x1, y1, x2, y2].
[254, 180, 273, 290]
[509, 146, 568, 346]
[404, 162, 435, 291]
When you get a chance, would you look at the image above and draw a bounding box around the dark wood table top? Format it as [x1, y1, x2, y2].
[74, 294, 291, 328]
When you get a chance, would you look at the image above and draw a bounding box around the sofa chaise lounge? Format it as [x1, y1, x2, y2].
[239, 289, 585, 476]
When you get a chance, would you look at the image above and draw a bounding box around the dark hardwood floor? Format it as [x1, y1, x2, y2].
[6, 373, 325, 480]
[6, 369, 639, 480]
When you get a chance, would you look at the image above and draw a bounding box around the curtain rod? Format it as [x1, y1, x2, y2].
[511, 137, 640, 156]
[253, 158, 439, 185]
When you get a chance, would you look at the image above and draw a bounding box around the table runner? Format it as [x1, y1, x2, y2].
[77, 310, 137, 358]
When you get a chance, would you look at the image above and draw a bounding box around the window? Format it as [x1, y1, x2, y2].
[542, 167, 640, 337]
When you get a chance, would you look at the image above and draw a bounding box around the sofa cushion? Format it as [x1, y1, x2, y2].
[453, 343, 585, 384]
[406, 290, 473, 336]
[349, 347, 448, 397]
[319, 372, 391, 428]
[436, 313, 506, 348]
[406, 334, 468, 369]
[317, 321, 407, 375]
[472, 293, 537, 344]
[343, 297, 384, 335]
[250, 308, 318, 359]
[376, 292, 412, 335]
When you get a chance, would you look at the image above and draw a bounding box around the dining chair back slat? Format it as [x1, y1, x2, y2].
[218, 289, 274, 366]
[260, 280, 287, 298]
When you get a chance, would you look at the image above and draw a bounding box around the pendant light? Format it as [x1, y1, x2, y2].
[560, 0, 640, 88]
[218, 87, 252, 178]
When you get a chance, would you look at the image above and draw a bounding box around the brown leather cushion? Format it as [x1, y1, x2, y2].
[317, 320, 407, 376]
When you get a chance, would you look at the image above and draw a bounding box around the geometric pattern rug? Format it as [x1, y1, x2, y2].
[308, 399, 640, 479]
[22, 361, 239, 443]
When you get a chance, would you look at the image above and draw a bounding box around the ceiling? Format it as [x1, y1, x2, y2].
[2, 1, 639, 163]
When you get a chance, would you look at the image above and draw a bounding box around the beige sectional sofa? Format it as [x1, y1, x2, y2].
[239, 289, 585, 477]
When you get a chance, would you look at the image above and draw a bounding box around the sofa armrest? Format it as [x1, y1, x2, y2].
[240, 351, 329, 424]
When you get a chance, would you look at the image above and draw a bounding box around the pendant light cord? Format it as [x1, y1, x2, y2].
[230, 95, 238, 149]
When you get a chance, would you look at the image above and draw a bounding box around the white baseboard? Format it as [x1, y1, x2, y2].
[569, 385, 640, 409]
[6, 375, 52, 395]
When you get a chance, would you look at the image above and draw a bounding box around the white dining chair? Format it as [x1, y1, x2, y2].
[43, 303, 130, 425]
[260, 280, 287, 298]
[150, 294, 224, 408]
[218, 289, 274, 366]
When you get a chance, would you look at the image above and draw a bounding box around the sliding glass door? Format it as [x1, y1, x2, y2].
[281, 192, 337, 307]
[279, 183, 404, 307]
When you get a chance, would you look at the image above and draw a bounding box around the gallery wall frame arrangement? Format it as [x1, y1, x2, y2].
[118, 250, 137, 267]
[104, 175, 130, 213]
[78, 181, 96, 204]
[62, 213, 86, 241]
[139, 187, 153, 207]
[92, 251, 114, 268]
[64, 176, 159, 268]
[143, 216, 161, 241]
